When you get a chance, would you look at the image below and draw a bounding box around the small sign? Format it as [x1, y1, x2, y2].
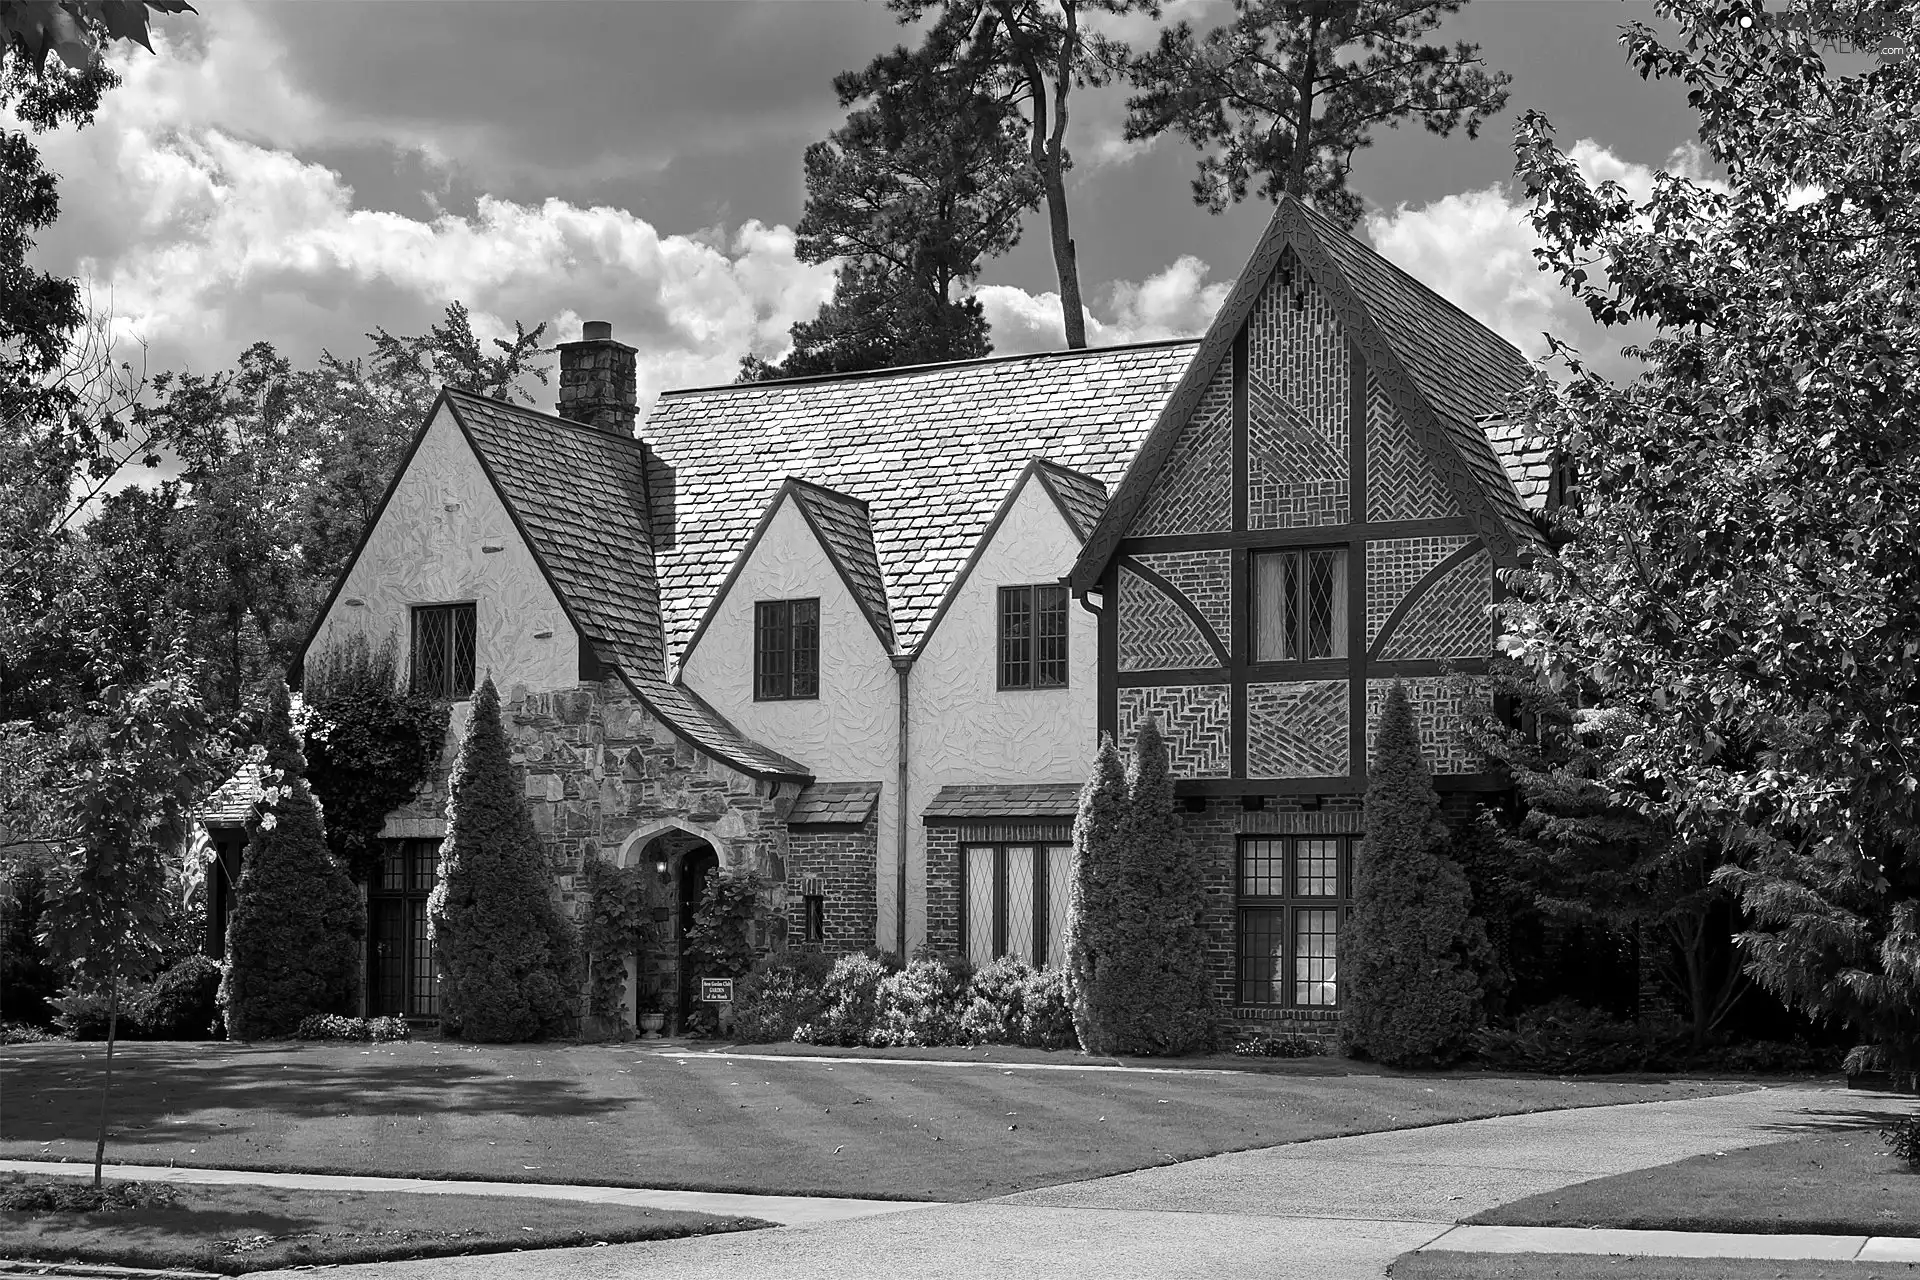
[699, 977, 735, 1004]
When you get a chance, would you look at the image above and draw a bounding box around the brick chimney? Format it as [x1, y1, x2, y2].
[556, 320, 638, 437]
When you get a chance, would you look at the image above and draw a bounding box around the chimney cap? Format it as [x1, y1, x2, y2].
[581, 320, 613, 342]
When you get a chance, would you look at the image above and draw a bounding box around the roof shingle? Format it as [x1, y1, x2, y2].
[923, 783, 1083, 821]
[788, 781, 883, 826]
[786, 481, 894, 650]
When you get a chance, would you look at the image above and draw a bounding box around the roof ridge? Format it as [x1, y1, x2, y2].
[443, 386, 649, 451]
[659, 335, 1203, 398]
[1030, 456, 1108, 488]
[783, 475, 873, 510]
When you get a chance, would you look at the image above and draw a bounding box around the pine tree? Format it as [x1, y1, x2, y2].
[219, 677, 363, 1040]
[428, 678, 579, 1042]
[1341, 683, 1490, 1066]
[1065, 733, 1127, 1054]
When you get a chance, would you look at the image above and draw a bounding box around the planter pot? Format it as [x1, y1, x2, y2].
[638, 1011, 666, 1040]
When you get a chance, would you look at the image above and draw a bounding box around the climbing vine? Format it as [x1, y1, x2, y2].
[684, 870, 763, 982]
[582, 855, 657, 1024]
[302, 634, 449, 881]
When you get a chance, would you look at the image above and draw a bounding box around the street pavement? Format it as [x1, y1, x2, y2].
[217, 1083, 1916, 1279]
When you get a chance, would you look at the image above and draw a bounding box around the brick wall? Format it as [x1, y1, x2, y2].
[924, 824, 961, 957]
[785, 818, 878, 954]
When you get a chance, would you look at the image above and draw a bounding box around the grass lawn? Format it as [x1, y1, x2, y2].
[2, 1040, 1744, 1202]
[1391, 1253, 1920, 1280]
[0, 1173, 763, 1275]
[1468, 1127, 1920, 1236]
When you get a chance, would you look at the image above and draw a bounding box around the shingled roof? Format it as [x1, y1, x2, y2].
[1481, 414, 1559, 512]
[643, 340, 1197, 662]
[785, 480, 894, 650]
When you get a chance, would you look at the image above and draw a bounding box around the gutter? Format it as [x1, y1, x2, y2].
[891, 653, 913, 957]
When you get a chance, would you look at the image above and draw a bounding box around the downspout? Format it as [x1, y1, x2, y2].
[891, 653, 913, 957]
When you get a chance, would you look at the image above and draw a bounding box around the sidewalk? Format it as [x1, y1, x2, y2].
[0, 1159, 928, 1228]
[1423, 1223, 1920, 1263]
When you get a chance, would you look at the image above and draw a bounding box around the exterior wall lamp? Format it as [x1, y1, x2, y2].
[654, 855, 670, 883]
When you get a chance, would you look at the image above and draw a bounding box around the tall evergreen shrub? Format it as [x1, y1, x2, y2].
[219, 678, 363, 1040]
[1341, 683, 1491, 1066]
[428, 678, 578, 1042]
[1065, 734, 1127, 1053]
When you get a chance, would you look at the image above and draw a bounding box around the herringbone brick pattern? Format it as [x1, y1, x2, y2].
[1135, 549, 1232, 647]
[1364, 676, 1482, 774]
[1250, 249, 1349, 444]
[1133, 362, 1234, 536]
[1365, 535, 1471, 646]
[1365, 368, 1458, 522]
[1245, 680, 1350, 778]
[1117, 567, 1218, 671]
[1247, 368, 1348, 529]
[1380, 549, 1493, 660]
[1118, 683, 1231, 777]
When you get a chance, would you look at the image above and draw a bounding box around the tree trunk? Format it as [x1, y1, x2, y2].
[1286, 15, 1322, 200]
[94, 969, 119, 1189]
[1041, 161, 1087, 349]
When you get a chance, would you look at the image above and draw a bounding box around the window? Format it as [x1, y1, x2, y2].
[998, 585, 1069, 690]
[411, 603, 477, 699]
[803, 894, 825, 944]
[962, 843, 1074, 968]
[369, 839, 440, 1018]
[755, 599, 819, 700]
[1253, 548, 1348, 662]
[1236, 836, 1357, 1007]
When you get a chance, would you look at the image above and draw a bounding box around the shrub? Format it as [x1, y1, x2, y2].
[136, 955, 222, 1040]
[0, 1175, 176, 1213]
[1341, 683, 1492, 1068]
[871, 958, 970, 1047]
[1234, 1033, 1325, 1059]
[1474, 998, 1670, 1074]
[219, 679, 363, 1041]
[960, 955, 1032, 1045]
[1884, 1114, 1920, 1170]
[50, 984, 148, 1040]
[0, 1022, 58, 1044]
[731, 951, 835, 1043]
[795, 953, 892, 1046]
[1703, 1038, 1843, 1074]
[1017, 966, 1078, 1050]
[1, 862, 59, 1027]
[294, 1013, 410, 1043]
[1066, 735, 1130, 1054]
[429, 678, 579, 1043]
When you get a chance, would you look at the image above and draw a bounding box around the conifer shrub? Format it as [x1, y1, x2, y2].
[1065, 734, 1129, 1053]
[428, 678, 579, 1042]
[1341, 683, 1492, 1067]
[219, 679, 363, 1041]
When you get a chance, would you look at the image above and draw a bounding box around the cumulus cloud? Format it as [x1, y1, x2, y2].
[976, 254, 1233, 351]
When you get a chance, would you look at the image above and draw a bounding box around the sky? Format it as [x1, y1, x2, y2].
[28, 0, 1824, 419]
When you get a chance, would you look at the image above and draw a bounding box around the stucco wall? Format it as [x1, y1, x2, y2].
[308, 403, 579, 698]
[679, 495, 900, 948]
[904, 472, 1098, 954]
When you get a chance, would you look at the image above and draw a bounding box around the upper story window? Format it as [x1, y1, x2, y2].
[411, 602, 476, 700]
[1237, 835, 1356, 1008]
[755, 598, 819, 701]
[1253, 547, 1348, 662]
[998, 584, 1069, 690]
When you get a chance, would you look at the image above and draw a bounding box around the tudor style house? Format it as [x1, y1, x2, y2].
[1066, 193, 1550, 1037]
[256, 191, 1548, 1037]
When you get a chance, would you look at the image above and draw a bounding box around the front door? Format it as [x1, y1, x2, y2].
[676, 847, 719, 1028]
[368, 838, 439, 1019]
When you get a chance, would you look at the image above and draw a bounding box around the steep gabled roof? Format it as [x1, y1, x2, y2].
[1031, 460, 1110, 541]
[643, 340, 1195, 661]
[1481, 414, 1558, 512]
[1072, 195, 1545, 594]
[786, 480, 895, 651]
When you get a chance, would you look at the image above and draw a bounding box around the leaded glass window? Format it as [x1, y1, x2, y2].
[1253, 548, 1348, 662]
[410, 603, 476, 700]
[961, 843, 1073, 967]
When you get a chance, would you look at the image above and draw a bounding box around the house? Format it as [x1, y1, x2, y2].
[1065, 193, 1549, 1039]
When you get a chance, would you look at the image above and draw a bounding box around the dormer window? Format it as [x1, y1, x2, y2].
[755, 598, 819, 700]
[411, 602, 476, 700]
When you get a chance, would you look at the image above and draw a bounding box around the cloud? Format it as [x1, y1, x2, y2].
[976, 254, 1233, 351]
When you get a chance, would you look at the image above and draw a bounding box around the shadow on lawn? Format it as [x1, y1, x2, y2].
[0, 1041, 626, 1148]
[1759, 1105, 1915, 1136]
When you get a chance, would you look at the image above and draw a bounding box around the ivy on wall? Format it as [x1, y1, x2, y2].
[302, 634, 449, 881]
[582, 854, 659, 1025]
[685, 870, 763, 983]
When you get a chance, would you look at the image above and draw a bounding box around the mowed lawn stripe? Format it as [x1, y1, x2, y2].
[1, 1042, 1746, 1202]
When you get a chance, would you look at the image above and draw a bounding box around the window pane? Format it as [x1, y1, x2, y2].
[790, 599, 819, 698]
[371, 899, 405, 1016]
[410, 899, 438, 1016]
[1240, 837, 1285, 897]
[1004, 846, 1036, 964]
[450, 603, 477, 696]
[1294, 908, 1339, 1006]
[1036, 586, 1069, 688]
[1254, 552, 1297, 661]
[380, 842, 407, 892]
[964, 846, 995, 968]
[1046, 845, 1074, 970]
[999, 588, 1032, 688]
[1238, 908, 1285, 1005]
[756, 601, 789, 699]
[1294, 838, 1339, 897]
[413, 608, 449, 698]
[1304, 549, 1347, 659]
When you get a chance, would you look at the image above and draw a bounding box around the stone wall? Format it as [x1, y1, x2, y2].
[786, 818, 879, 954]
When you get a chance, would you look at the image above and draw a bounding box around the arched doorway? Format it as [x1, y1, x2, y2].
[676, 845, 720, 1028]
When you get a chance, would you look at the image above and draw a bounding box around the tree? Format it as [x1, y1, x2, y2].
[217, 677, 362, 1040]
[739, 261, 993, 381]
[1341, 683, 1488, 1066]
[1065, 732, 1127, 1052]
[881, 0, 1147, 349]
[428, 677, 578, 1042]
[1493, 0, 1920, 1075]
[35, 646, 218, 1187]
[367, 301, 551, 406]
[1124, 0, 1510, 227]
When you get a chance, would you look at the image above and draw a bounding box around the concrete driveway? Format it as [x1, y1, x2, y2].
[274, 1085, 1909, 1280]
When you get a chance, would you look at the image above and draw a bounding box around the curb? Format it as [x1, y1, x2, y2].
[0, 1262, 222, 1280]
